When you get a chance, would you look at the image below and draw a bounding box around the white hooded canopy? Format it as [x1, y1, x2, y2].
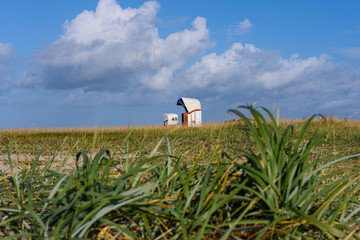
[176, 97, 201, 113]
[177, 97, 202, 126]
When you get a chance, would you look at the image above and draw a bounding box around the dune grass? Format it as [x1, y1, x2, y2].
[0, 105, 359, 239]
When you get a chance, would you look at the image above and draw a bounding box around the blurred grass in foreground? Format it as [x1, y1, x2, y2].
[0, 106, 359, 239]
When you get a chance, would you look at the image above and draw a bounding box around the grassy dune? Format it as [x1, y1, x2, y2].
[0, 106, 359, 239]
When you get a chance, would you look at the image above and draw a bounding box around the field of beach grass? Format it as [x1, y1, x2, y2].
[0, 105, 359, 239]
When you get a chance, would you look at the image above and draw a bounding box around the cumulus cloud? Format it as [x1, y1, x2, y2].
[181, 42, 360, 117]
[22, 0, 211, 98]
[183, 43, 334, 90]
[18, 0, 360, 118]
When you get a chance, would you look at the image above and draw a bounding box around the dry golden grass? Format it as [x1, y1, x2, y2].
[0, 108, 359, 239]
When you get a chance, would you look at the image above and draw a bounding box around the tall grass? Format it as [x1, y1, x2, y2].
[0, 105, 359, 239]
[228, 104, 360, 239]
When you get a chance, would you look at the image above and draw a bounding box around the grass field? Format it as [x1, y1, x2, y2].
[0, 105, 359, 239]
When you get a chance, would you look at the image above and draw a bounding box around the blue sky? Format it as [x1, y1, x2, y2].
[1, 0, 360, 127]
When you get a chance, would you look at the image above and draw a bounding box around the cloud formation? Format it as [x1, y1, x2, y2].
[19, 0, 360, 118]
[184, 43, 337, 90]
[23, 0, 211, 97]
[227, 19, 252, 40]
[234, 19, 252, 34]
[181, 42, 360, 116]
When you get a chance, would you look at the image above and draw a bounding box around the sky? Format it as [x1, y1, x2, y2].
[1, 0, 360, 128]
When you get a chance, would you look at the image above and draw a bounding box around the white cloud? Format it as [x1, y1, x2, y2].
[238, 19, 252, 33]
[227, 19, 253, 38]
[22, 0, 211, 95]
[180, 42, 360, 116]
[183, 43, 333, 90]
[17, 1, 360, 119]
